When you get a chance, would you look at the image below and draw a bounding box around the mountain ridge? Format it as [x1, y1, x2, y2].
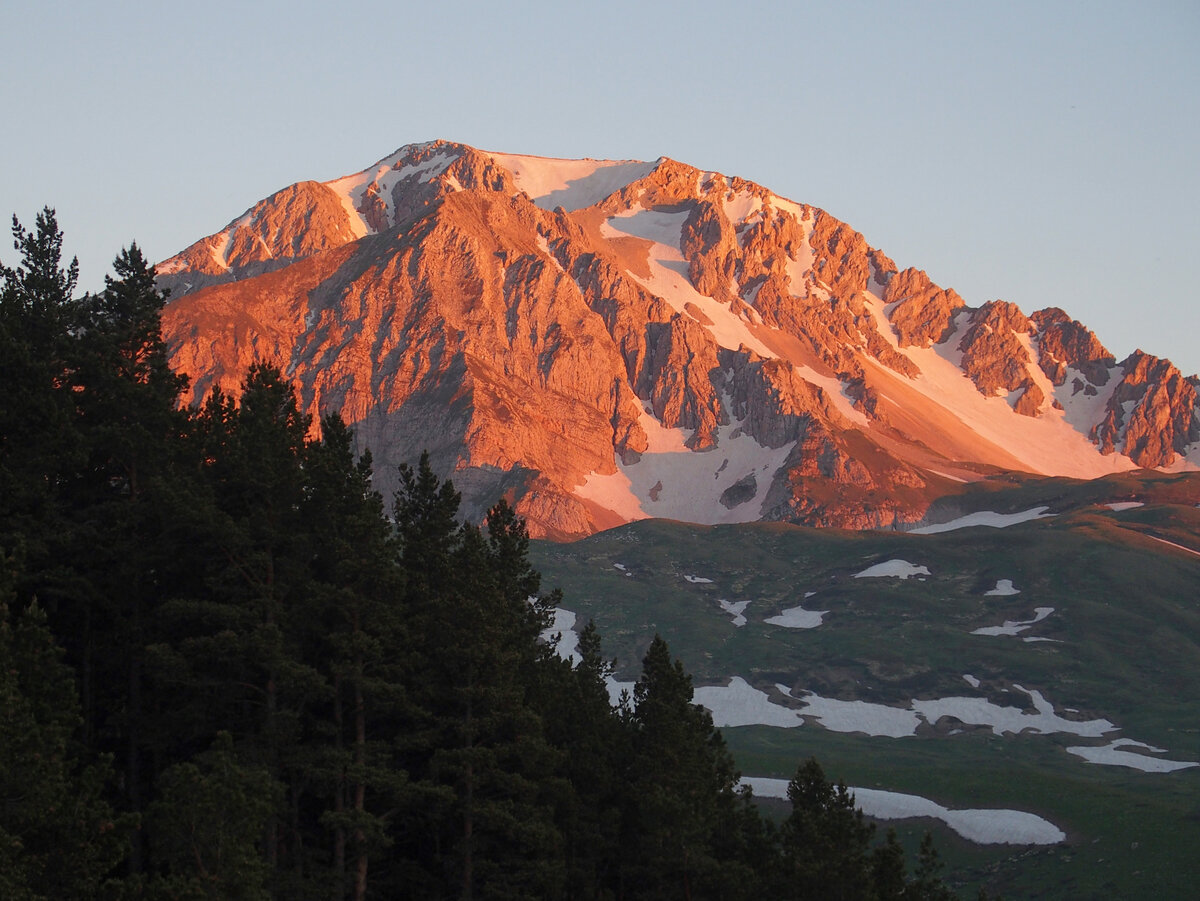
[157, 140, 1200, 538]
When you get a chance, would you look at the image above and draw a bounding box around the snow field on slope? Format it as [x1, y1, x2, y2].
[740, 777, 1065, 845]
[600, 206, 777, 358]
[325, 146, 457, 234]
[862, 290, 1139, 478]
[573, 400, 796, 526]
[489, 153, 656, 212]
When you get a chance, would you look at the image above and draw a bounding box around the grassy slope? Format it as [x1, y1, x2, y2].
[530, 472, 1200, 900]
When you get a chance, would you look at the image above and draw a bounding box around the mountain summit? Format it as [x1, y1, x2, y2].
[158, 140, 1200, 538]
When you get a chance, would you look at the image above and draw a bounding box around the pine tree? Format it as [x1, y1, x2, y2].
[0, 556, 129, 900]
[780, 757, 875, 901]
[621, 634, 742, 899]
[391, 459, 565, 898]
[302, 415, 414, 901]
[0, 208, 84, 580]
[145, 731, 281, 901]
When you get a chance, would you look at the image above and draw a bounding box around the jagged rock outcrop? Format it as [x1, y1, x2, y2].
[159, 141, 1198, 538]
[954, 301, 1046, 417]
[1092, 351, 1200, 467]
[1030, 307, 1115, 389]
[883, 268, 965, 347]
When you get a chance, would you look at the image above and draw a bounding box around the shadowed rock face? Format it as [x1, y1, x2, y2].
[159, 141, 1200, 538]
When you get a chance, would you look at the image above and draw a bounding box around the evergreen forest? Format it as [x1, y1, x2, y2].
[0, 209, 984, 899]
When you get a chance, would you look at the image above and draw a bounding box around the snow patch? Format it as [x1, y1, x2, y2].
[573, 396, 795, 526]
[963, 674, 981, 689]
[1066, 739, 1200, 773]
[854, 560, 931, 580]
[984, 579, 1020, 596]
[739, 778, 1065, 845]
[764, 604, 828, 629]
[325, 145, 457, 233]
[1105, 501, 1144, 511]
[717, 599, 751, 627]
[910, 506, 1053, 534]
[695, 677, 803, 728]
[684, 574, 714, 584]
[912, 684, 1113, 738]
[972, 607, 1054, 637]
[776, 685, 922, 738]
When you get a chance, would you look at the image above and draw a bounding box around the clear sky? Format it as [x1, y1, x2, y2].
[3, 0, 1197, 376]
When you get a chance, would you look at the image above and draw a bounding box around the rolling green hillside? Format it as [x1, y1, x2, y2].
[531, 472, 1200, 900]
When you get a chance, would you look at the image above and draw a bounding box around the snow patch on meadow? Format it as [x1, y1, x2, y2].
[717, 599, 751, 627]
[911, 507, 1053, 534]
[913, 684, 1113, 737]
[1104, 501, 1144, 512]
[1066, 739, 1200, 773]
[740, 778, 1065, 845]
[695, 678, 803, 728]
[985, 579, 1020, 596]
[854, 560, 930, 580]
[775, 685, 922, 738]
[765, 604, 827, 629]
[972, 607, 1054, 637]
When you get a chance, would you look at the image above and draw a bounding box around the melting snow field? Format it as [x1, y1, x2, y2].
[854, 560, 931, 579]
[1104, 501, 1145, 512]
[776, 684, 923, 738]
[764, 604, 828, 629]
[910, 507, 1053, 534]
[1066, 739, 1200, 773]
[694, 678, 804, 728]
[740, 777, 1065, 845]
[911, 685, 1114, 737]
[717, 599, 751, 627]
[972, 607, 1054, 637]
[985, 579, 1021, 596]
[573, 399, 796, 526]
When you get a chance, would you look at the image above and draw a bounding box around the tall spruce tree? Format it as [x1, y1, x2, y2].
[0, 556, 129, 900]
[622, 634, 742, 900]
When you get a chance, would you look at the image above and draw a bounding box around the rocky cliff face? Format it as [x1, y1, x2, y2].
[159, 141, 1200, 538]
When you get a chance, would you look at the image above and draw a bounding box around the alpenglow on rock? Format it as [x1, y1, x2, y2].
[159, 140, 1200, 538]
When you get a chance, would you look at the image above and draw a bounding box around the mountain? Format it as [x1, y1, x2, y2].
[158, 140, 1200, 537]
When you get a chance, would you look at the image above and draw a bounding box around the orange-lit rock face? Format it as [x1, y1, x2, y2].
[160, 142, 1199, 538]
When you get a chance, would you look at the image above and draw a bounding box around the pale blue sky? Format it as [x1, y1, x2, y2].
[3, 0, 1197, 376]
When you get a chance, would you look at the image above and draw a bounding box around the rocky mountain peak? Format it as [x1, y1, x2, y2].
[158, 141, 1200, 538]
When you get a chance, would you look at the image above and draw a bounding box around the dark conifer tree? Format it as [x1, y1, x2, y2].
[621, 634, 742, 900]
[0, 557, 129, 900]
[779, 757, 875, 901]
